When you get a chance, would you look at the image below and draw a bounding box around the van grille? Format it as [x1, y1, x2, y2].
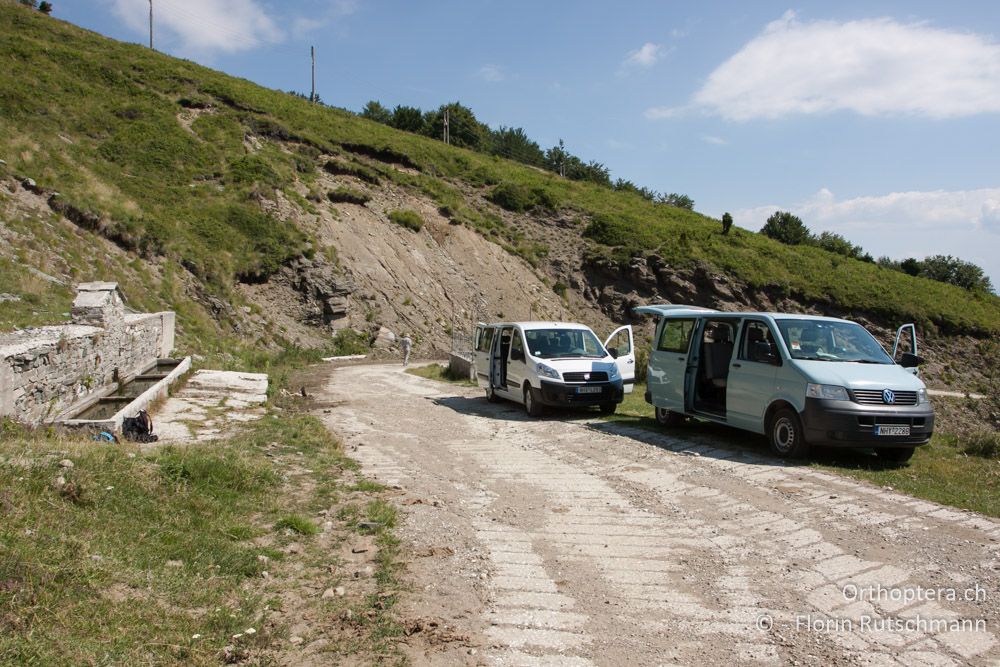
[852, 389, 918, 406]
[563, 371, 608, 383]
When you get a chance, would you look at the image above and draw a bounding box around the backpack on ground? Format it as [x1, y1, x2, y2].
[122, 409, 158, 443]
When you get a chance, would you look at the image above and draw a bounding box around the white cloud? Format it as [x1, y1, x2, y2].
[624, 42, 664, 68]
[702, 135, 728, 146]
[981, 200, 1000, 233]
[654, 10, 1000, 121]
[110, 0, 282, 53]
[730, 186, 1000, 283]
[476, 64, 508, 82]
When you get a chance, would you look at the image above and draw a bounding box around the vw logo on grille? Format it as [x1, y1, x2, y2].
[583, 373, 590, 380]
[882, 389, 895, 404]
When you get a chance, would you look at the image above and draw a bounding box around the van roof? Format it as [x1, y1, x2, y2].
[633, 304, 853, 324]
[478, 321, 593, 330]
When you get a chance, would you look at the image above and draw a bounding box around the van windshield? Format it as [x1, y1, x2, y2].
[525, 328, 606, 359]
[775, 319, 893, 364]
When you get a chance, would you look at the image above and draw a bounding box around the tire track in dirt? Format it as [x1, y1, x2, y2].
[318, 364, 1000, 666]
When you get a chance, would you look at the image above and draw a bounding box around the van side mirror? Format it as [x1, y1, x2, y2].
[510, 348, 524, 362]
[608, 347, 620, 359]
[899, 352, 925, 368]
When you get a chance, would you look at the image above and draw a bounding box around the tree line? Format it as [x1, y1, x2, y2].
[760, 211, 994, 293]
[359, 100, 695, 211]
[19, 0, 53, 14]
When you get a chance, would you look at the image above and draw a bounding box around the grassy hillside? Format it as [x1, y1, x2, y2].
[1, 1, 998, 338]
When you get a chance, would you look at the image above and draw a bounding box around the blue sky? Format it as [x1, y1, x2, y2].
[56, 1, 1000, 285]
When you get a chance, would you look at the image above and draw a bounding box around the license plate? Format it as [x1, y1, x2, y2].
[875, 425, 910, 436]
[577, 386, 602, 394]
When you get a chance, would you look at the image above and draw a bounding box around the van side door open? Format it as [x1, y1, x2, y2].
[473, 324, 494, 386]
[892, 323, 924, 375]
[692, 319, 738, 417]
[604, 325, 635, 394]
[491, 327, 514, 394]
[506, 328, 528, 396]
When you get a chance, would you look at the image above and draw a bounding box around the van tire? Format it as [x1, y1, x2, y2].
[524, 384, 544, 417]
[655, 407, 685, 427]
[876, 447, 915, 463]
[485, 383, 499, 403]
[768, 408, 808, 458]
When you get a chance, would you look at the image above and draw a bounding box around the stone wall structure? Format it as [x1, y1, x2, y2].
[0, 283, 175, 425]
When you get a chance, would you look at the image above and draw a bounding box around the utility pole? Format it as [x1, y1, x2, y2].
[443, 109, 450, 145]
[310, 46, 316, 103]
[148, 0, 153, 49]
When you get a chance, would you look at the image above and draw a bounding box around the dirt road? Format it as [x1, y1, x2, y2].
[316, 364, 1000, 666]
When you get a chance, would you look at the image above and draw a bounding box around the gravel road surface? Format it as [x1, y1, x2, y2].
[317, 363, 1000, 666]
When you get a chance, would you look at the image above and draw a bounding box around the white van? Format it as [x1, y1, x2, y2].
[636, 305, 934, 461]
[473, 321, 635, 416]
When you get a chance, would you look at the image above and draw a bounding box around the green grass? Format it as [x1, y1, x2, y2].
[274, 514, 320, 536]
[0, 429, 277, 663]
[330, 328, 370, 356]
[810, 438, 1000, 518]
[1, 1, 996, 342]
[603, 384, 1000, 518]
[387, 209, 424, 232]
[327, 186, 371, 205]
[0, 405, 403, 664]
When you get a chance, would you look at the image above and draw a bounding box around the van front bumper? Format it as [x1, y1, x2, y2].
[801, 398, 934, 447]
[539, 379, 624, 407]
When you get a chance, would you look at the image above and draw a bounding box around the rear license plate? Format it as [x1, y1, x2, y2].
[577, 386, 602, 394]
[875, 425, 910, 436]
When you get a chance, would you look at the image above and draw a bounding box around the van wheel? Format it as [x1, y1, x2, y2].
[599, 403, 616, 415]
[655, 407, 685, 427]
[768, 408, 809, 458]
[485, 383, 499, 403]
[876, 447, 915, 463]
[524, 385, 544, 417]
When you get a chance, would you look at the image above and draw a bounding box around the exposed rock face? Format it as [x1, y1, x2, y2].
[371, 326, 396, 349]
[275, 257, 355, 326]
[583, 254, 805, 323]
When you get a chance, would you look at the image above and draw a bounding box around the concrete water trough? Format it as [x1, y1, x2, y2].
[57, 356, 191, 433]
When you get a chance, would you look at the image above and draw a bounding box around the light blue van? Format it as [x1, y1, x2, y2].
[636, 305, 934, 461]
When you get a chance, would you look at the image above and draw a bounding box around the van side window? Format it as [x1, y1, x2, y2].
[657, 319, 695, 353]
[476, 327, 494, 352]
[606, 329, 631, 357]
[509, 329, 524, 360]
[739, 321, 778, 363]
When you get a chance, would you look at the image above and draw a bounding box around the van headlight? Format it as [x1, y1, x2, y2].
[608, 365, 620, 380]
[806, 383, 849, 401]
[536, 363, 560, 380]
[917, 388, 929, 404]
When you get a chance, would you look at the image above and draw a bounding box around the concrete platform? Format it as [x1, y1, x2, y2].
[153, 369, 269, 443]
